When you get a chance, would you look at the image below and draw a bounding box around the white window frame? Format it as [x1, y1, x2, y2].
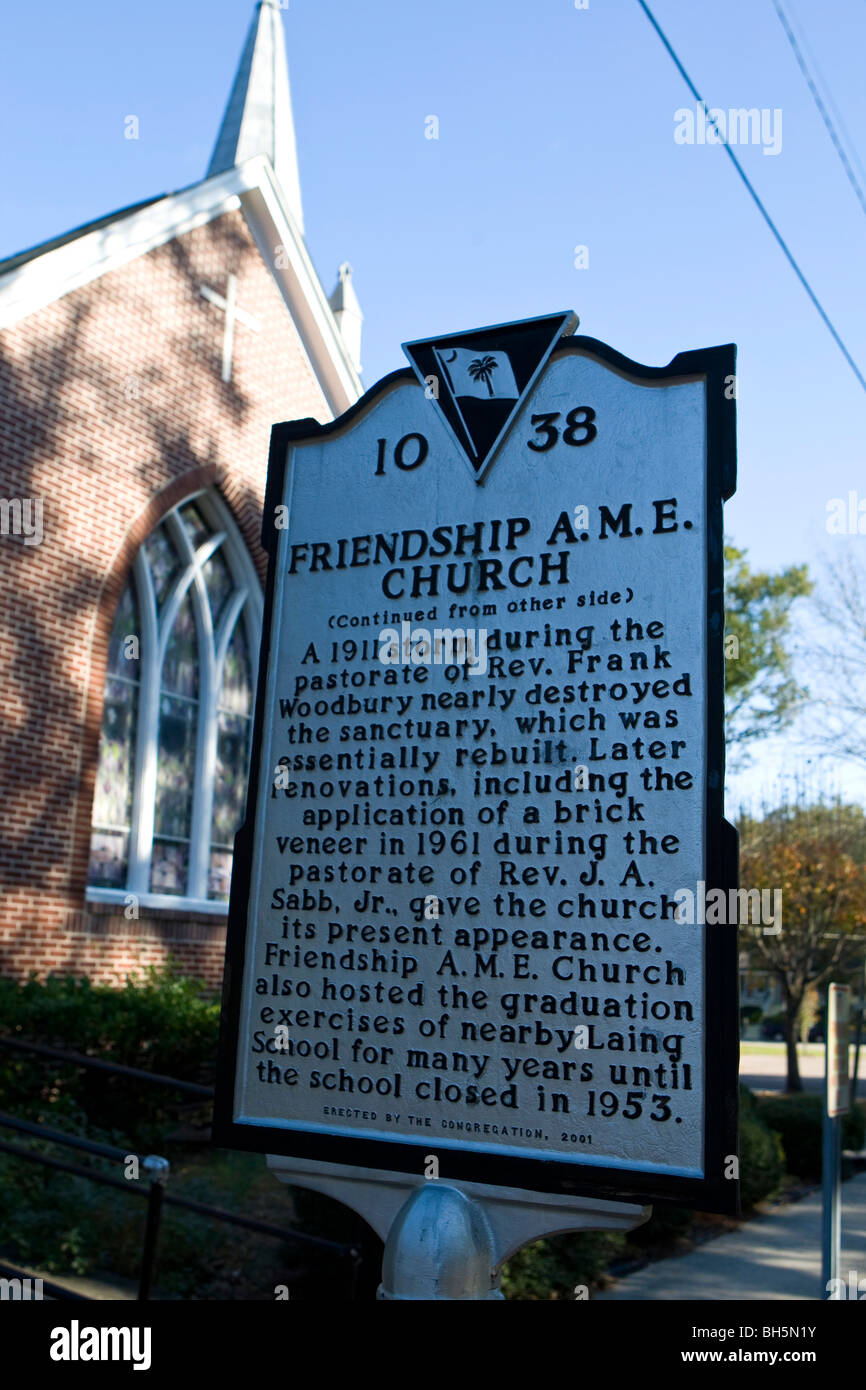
[87, 488, 263, 914]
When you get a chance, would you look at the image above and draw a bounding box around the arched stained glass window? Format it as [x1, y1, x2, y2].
[87, 491, 262, 910]
[209, 622, 254, 901]
[89, 585, 140, 889]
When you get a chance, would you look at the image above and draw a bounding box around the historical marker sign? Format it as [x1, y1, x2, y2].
[214, 315, 739, 1211]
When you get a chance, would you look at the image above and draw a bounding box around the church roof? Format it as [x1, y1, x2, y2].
[207, 0, 304, 236]
[0, 194, 168, 278]
[0, 159, 362, 415]
[0, 4, 362, 414]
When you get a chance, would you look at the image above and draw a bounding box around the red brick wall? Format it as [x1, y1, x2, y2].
[0, 209, 331, 989]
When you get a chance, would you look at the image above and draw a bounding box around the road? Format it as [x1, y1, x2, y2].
[740, 1043, 866, 1094]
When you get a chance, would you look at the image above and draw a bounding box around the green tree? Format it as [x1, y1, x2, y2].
[738, 800, 866, 1091]
[724, 543, 812, 762]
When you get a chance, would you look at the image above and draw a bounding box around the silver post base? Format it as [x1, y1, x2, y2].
[377, 1183, 504, 1300]
[268, 1156, 650, 1301]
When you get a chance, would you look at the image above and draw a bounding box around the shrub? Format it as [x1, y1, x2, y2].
[627, 1203, 693, 1248]
[740, 1005, 763, 1025]
[0, 966, 220, 1148]
[848, 1100, 866, 1152]
[755, 1094, 866, 1180]
[739, 1110, 785, 1207]
[0, 1143, 97, 1276]
[501, 1230, 625, 1300]
[735, 1083, 784, 1208]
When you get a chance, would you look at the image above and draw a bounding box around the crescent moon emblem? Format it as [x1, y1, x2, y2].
[442, 350, 458, 363]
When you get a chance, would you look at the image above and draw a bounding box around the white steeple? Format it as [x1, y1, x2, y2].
[208, 0, 304, 235]
[328, 263, 363, 375]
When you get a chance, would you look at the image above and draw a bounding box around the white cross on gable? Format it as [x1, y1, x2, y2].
[200, 274, 261, 383]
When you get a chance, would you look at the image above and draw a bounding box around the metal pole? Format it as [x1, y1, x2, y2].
[821, 1104, 840, 1296]
[138, 1155, 170, 1302]
[345, 1247, 362, 1301]
[377, 1184, 504, 1301]
[821, 988, 842, 1299]
[849, 953, 866, 1112]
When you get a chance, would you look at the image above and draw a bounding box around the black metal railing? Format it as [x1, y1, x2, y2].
[0, 1034, 214, 1096]
[0, 1038, 361, 1301]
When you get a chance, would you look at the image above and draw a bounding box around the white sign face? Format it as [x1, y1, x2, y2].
[827, 984, 851, 1118]
[217, 320, 738, 1209]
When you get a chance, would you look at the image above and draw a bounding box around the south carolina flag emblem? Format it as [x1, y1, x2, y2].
[433, 346, 519, 401]
[403, 310, 576, 477]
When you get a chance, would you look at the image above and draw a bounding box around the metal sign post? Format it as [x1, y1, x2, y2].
[850, 956, 865, 1112]
[822, 982, 851, 1298]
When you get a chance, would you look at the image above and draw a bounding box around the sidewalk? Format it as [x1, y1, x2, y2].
[594, 1172, 866, 1301]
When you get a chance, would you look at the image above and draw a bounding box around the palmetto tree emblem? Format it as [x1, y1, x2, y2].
[468, 355, 499, 397]
[404, 310, 577, 477]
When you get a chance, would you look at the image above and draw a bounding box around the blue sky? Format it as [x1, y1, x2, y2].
[2, 0, 864, 807]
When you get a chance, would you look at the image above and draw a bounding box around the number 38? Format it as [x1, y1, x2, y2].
[528, 406, 597, 451]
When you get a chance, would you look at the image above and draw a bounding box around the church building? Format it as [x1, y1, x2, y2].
[0, 1, 363, 985]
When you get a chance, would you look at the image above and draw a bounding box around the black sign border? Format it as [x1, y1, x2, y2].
[213, 334, 740, 1213]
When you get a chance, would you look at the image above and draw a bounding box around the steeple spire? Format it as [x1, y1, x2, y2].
[329, 263, 363, 374]
[207, 0, 304, 234]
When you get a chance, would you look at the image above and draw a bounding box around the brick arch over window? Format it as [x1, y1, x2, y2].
[71, 470, 264, 908]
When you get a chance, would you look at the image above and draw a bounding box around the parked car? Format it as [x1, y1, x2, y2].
[760, 1015, 786, 1042]
[760, 1019, 825, 1043]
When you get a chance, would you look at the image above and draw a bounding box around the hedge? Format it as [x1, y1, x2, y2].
[0, 967, 220, 1148]
[755, 1093, 866, 1180]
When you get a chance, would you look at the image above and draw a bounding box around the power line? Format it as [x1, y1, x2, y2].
[772, 0, 866, 221]
[635, 0, 866, 396]
[778, 1, 866, 195]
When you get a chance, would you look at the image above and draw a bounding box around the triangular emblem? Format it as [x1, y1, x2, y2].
[403, 311, 578, 481]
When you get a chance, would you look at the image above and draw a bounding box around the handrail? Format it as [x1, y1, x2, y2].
[0, 1038, 363, 1295]
[0, 1035, 213, 1097]
[0, 1113, 357, 1257]
[0, 1110, 132, 1161]
[0, 1137, 143, 1194]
